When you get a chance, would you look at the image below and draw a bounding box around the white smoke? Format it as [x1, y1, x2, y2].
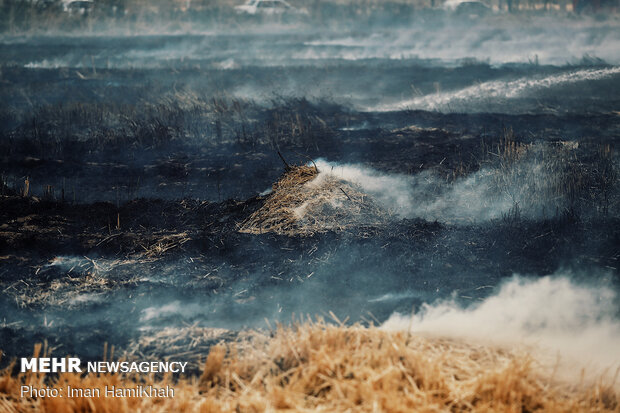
[24, 58, 76, 69]
[296, 15, 620, 66]
[382, 273, 620, 380]
[373, 66, 620, 112]
[313, 159, 415, 215]
[141, 300, 205, 322]
[313, 158, 555, 224]
[47, 255, 115, 274]
[20, 15, 620, 71]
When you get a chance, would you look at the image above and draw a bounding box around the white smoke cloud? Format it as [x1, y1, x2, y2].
[313, 158, 556, 224]
[141, 300, 205, 322]
[313, 159, 415, 215]
[382, 273, 620, 381]
[373, 66, 620, 112]
[296, 15, 620, 66]
[20, 15, 620, 71]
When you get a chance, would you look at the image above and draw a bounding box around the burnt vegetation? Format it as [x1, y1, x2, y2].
[0, 4, 619, 410]
[1, 69, 619, 358]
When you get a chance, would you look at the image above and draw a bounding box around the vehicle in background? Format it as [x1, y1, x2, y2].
[63, 0, 94, 15]
[234, 0, 308, 15]
[453, 1, 492, 17]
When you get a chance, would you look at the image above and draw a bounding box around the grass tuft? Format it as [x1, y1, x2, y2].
[2, 321, 618, 412]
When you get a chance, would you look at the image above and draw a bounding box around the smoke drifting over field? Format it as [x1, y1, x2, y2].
[13, 14, 620, 69]
[314, 147, 608, 224]
[383, 273, 620, 377]
[1, 4, 619, 405]
[315, 159, 509, 223]
[302, 17, 620, 65]
[375, 66, 620, 113]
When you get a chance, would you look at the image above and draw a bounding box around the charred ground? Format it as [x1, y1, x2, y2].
[0, 122, 618, 367]
[1, 15, 619, 376]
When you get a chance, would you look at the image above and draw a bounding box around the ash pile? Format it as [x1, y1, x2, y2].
[239, 163, 390, 236]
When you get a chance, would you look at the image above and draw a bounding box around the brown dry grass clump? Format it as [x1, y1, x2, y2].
[2, 321, 619, 412]
[239, 165, 388, 236]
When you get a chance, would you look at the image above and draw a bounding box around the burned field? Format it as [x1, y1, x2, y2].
[1, 9, 620, 411]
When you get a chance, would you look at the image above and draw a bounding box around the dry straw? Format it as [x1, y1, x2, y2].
[239, 165, 389, 236]
[2, 321, 618, 412]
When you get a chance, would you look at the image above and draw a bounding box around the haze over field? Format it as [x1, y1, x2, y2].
[0, 1, 619, 410]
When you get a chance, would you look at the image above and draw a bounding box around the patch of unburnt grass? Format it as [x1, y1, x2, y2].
[1, 320, 618, 412]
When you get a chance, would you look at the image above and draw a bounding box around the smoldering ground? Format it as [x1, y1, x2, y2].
[0, 152, 618, 369]
[0, 2, 619, 391]
[2, 16, 620, 205]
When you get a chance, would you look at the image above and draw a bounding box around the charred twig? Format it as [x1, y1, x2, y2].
[278, 151, 292, 171]
[96, 233, 122, 246]
[340, 188, 353, 201]
[292, 151, 319, 173]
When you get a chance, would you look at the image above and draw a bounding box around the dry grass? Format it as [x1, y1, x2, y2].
[2, 321, 619, 412]
[124, 326, 237, 373]
[239, 165, 388, 236]
[3, 256, 146, 308]
[139, 232, 191, 258]
[239, 164, 320, 235]
[481, 132, 618, 220]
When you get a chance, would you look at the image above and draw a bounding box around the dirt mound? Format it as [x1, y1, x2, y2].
[239, 165, 389, 236]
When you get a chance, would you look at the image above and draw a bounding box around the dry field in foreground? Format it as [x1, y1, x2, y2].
[1, 320, 618, 412]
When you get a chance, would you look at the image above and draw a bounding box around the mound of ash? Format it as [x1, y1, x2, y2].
[239, 165, 389, 236]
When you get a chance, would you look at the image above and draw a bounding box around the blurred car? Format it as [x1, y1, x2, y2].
[453, 1, 492, 17]
[234, 0, 308, 15]
[64, 0, 94, 15]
